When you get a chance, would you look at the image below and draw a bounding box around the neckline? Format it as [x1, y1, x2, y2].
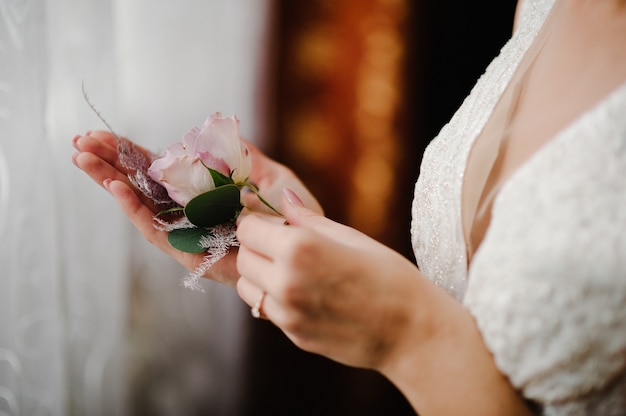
[460, 0, 626, 266]
[460, 2, 558, 263]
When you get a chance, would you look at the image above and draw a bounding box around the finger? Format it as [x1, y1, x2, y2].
[73, 151, 134, 191]
[89, 130, 120, 148]
[236, 244, 278, 289]
[74, 131, 153, 174]
[237, 205, 286, 225]
[236, 214, 294, 259]
[237, 275, 262, 307]
[281, 190, 324, 227]
[106, 179, 165, 242]
[85, 130, 148, 155]
[237, 276, 272, 320]
[240, 139, 265, 171]
[73, 134, 120, 168]
[204, 250, 239, 287]
[282, 189, 366, 247]
[241, 140, 281, 187]
[241, 188, 280, 214]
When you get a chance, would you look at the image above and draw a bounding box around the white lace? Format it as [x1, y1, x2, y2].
[411, 0, 626, 413]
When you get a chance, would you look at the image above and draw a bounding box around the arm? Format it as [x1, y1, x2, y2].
[236, 193, 535, 415]
[379, 275, 535, 415]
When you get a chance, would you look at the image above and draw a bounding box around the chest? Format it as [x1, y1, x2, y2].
[462, 2, 626, 260]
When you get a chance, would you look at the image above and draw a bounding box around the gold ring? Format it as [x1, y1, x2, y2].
[251, 291, 266, 318]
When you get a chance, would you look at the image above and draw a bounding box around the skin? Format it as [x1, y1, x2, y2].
[466, 0, 626, 260]
[72, 1, 626, 414]
[71, 130, 321, 286]
[72, 131, 533, 415]
[236, 195, 534, 415]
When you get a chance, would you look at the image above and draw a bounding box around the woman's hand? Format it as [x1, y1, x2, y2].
[71, 131, 320, 287]
[236, 189, 536, 415]
[236, 188, 423, 369]
[239, 140, 323, 217]
[71, 130, 238, 284]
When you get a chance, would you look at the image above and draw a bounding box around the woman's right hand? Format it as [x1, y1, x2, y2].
[71, 131, 321, 287]
[72, 130, 245, 285]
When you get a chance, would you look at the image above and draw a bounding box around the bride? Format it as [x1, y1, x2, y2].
[72, 0, 626, 414]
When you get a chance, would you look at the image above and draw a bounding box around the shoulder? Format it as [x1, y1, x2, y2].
[513, 0, 525, 32]
[513, 0, 556, 34]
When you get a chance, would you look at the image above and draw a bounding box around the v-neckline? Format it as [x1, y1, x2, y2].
[461, 3, 559, 264]
[461, 0, 626, 266]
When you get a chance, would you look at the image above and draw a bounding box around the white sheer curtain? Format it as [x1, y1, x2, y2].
[0, 0, 271, 414]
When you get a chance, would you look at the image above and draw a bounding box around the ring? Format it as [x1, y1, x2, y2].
[251, 291, 266, 318]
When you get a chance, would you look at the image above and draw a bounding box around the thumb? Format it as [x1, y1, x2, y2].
[281, 188, 327, 228]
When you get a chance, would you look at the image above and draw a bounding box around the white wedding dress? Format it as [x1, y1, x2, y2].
[411, 0, 626, 414]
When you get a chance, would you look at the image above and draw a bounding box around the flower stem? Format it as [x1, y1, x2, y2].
[156, 206, 184, 217]
[242, 182, 283, 217]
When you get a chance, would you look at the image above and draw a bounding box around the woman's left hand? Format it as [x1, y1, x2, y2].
[237, 189, 537, 416]
[236, 188, 423, 370]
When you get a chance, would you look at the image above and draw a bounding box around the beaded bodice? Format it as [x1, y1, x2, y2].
[411, 0, 626, 413]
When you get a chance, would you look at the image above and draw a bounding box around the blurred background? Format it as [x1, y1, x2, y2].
[0, 0, 515, 415]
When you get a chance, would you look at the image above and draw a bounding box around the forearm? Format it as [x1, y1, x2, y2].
[378, 276, 535, 415]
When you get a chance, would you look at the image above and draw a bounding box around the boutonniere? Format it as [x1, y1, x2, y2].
[83, 86, 279, 291]
[147, 113, 281, 290]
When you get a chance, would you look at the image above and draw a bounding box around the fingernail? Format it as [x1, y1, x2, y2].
[282, 188, 304, 206]
[71, 152, 79, 166]
[103, 178, 112, 191]
[85, 130, 92, 136]
[72, 134, 81, 146]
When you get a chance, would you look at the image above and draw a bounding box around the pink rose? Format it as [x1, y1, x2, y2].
[148, 113, 252, 206]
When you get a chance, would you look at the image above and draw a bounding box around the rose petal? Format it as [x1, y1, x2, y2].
[146, 112, 252, 206]
[149, 155, 215, 206]
[193, 114, 251, 182]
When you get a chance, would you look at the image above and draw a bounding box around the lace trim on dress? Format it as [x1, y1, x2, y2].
[411, 0, 555, 300]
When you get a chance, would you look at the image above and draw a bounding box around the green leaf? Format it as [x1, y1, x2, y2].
[184, 184, 242, 227]
[208, 167, 234, 188]
[168, 227, 211, 253]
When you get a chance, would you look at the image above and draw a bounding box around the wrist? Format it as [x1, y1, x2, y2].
[377, 276, 533, 415]
[376, 272, 450, 376]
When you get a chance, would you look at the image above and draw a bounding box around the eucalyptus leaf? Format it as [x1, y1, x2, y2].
[208, 167, 234, 188]
[168, 227, 211, 253]
[185, 184, 242, 227]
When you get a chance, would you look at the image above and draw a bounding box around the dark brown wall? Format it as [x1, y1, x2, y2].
[234, 2, 518, 416]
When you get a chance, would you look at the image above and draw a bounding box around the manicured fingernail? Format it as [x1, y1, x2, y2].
[282, 188, 304, 206]
[103, 178, 112, 191]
